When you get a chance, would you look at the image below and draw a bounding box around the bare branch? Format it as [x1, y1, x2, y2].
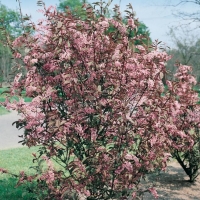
[165, 0, 200, 7]
[16, 0, 25, 33]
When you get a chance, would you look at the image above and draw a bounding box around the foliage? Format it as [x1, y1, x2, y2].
[2, 1, 200, 199]
[58, 0, 86, 12]
[57, 0, 88, 20]
[0, 3, 22, 39]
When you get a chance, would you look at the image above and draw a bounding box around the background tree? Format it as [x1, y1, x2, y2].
[58, 0, 85, 12]
[166, 28, 200, 83]
[163, 0, 200, 29]
[0, 3, 22, 39]
[0, 3, 22, 85]
[0, 46, 12, 86]
[57, 0, 88, 18]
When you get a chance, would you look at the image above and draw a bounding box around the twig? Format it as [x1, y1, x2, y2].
[16, 0, 25, 33]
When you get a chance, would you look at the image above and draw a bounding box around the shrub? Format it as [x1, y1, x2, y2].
[172, 118, 200, 182]
[2, 1, 200, 199]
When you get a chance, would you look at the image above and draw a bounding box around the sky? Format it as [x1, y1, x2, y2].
[0, 0, 199, 48]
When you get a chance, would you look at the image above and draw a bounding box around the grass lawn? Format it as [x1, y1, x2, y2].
[0, 87, 32, 116]
[0, 106, 10, 115]
[0, 146, 69, 199]
[0, 87, 32, 103]
[0, 147, 39, 200]
[0, 88, 9, 103]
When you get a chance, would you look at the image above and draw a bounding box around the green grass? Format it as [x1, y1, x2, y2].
[0, 147, 40, 199]
[0, 106, 10, 115]
[0, 87, 32, 103]
[0, 87, 32, 116]
[0, 87, 12, 115]
[0, 147, 39, 174]
[0, 146, 70, 199]
[0, 88, 9, 103]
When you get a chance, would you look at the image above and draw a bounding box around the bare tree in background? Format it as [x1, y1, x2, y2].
[159, 1, 200, 84]
[165, 0, 200, 28]
[166, 28, 200, 84]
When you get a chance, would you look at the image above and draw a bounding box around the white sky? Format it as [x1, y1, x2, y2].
[1, 0, 199, 48]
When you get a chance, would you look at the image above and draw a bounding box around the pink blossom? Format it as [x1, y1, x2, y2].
[149, 187, 159, 199]
[127, 18, 136, 29]
[124, 161, 133, 171]
[14, 52, 21, 58]
[83, 190, 91, 197]
[12, 36, 24, 47]
[99, 20, 109, 29]
[132, 192, 137, 198]
[84, 107, 95, 114]
[75, 124, 84, 137]
[112, 50, 120, 60]
[23, 56, 30, 64]
[26, 86, 37, 95]
[60, 51, 71, 61]
[30, 59, 38, 64]
[136, 45, 145, 52]
[148, 79, 154, 88]
[150, 136, 157, 147]
[115, 61, 121, 67]
[91, 128, 97, 142]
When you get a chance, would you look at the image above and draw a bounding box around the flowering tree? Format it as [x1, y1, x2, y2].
[2, 1, 200, 199]
[170, 64, 200, 182]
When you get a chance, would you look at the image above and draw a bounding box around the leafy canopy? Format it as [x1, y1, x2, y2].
[0, 3, 22, 40]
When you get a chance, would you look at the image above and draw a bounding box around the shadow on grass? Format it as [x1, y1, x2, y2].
[141, 164, 200, 200]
